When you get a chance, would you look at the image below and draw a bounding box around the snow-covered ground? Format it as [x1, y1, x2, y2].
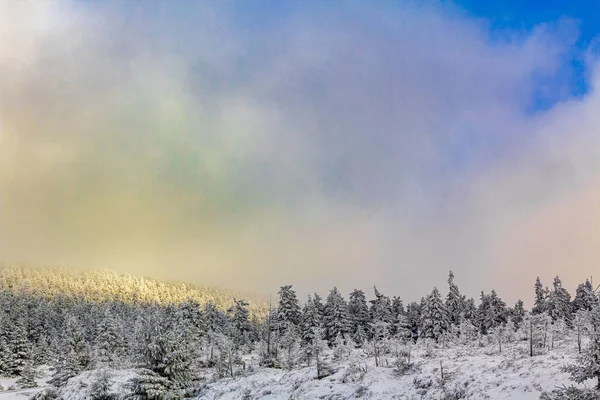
[196, 340, 596, 400]
[7, 337, 594, 400]
[0, 366, 52, 399]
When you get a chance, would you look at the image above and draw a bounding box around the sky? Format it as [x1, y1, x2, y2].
[2, 1, 600, 305]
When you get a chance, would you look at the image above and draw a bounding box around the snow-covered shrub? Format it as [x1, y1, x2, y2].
[539, 386, 600, 400]
[29, 388, 60, 400]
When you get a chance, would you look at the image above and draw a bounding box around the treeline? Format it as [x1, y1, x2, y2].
[0, 265, 267, 315]
[0, 268, 598, 399]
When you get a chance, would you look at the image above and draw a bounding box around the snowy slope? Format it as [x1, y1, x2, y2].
[5, 338, 596, 400]
[196, 340, 596, 400]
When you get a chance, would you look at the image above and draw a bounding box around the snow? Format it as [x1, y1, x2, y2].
[1, 339, 597, 399]
[0, 366, 52, 399]
[196, 339, 597, 400]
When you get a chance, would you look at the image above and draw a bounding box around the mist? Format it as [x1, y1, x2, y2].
[2, 1, 600, 304]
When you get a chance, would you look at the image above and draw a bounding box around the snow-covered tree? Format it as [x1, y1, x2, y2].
[562, 306, 600, 390]
[312, 327, 333, 379]
[572, 279, 598, 313]
[300, 295, 320, 347]
[405, 302, 421, 343]
[446, 271, 464, 326]
[323, 287, 351, 344]
[88, 369, 116, 400]
[419, 287, 450, 342]
[125, 369, 173, 400]
[511, 300, 525, 330]
[15, 361, 37, 389]
[277, 285, 301, 330]
[370, 286, 393, 327]
[547, 276, 572, 325]
[278, 322, 301, 370]
[532, 277, 547, 315]
[228, 298, 251, 348]
[95, 308, 124, 367]
[348, 289, 370, 343]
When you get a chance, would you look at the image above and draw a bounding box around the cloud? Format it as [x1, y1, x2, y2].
[1, 1, 598, 304]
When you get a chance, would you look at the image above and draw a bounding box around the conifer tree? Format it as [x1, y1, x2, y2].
[369, 286, 393, 326]
[228, 298, 251, 348]
[532, 277, 547, 315]
[15, 361, 37, 389]
[125, 369, 173, 400]
[446, 271, 464, 326]
[277, 285, 301, 330]
[419, 288, 450, 342]
[573, 279, 599, 313]
[547, 276, 572, 324]
[89, 369, 117, 400]
[348, 289, 370, 344]
[562, 306, 600, 391]
[300, 295, 320, 347]
[278, 322, 301, 370]
[8, 320, 31, 376]
[323, 287, 351, 344]
[95, 308, 124, 366]
[511, 300, 525, 329]
[405, 302, 421, 343]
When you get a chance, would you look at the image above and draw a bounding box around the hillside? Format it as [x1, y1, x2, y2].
[0, 264, 268, 316]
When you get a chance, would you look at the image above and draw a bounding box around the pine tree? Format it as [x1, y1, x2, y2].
[50, 317, 93, 387]
[278, 322, 301, 370]
[312, 327, 333, 379]
[95, 308, 124, 366]
[573, 279, 598, 313]
[300, 295, 320, 347]
[532, 277, 547, 315]
[323, 287, 351, 344]
[419, 288, 450, 342]
[228, 298, 251, 348]
[369, 286, 393, 326]
[405, 302, 421, 343]
[547, 276, 572, 324]
[562, 306, 600, 390]
[15, 361, 37, 389]
[277, 285, 301, 330]
[89, 369, 116, 400]
[348, 289, 370, 344]
[511, 300, 525, 329]
[125, 369, 173, 400]
[462, 297, 477, 321]
[446, 271, 464, 326]
[8, 320, 31, 376]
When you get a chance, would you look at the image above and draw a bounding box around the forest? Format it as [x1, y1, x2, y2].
[0, 265, 599, 399]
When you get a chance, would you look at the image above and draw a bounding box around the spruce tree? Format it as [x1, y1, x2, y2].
[446, 271, 464, 326]
[511, 300, 525, 329]
[89, 369, 117, 400]
[419, 288, 450, 342]
[95, 308, 124, 366]
[15, 361, 37, 389]
[532, 277, 547, 315]
[562, 306, 600, 391]
[228, 298, 251, 348]
[547, 276, 572, 324]
[573, 279, 598, 313]
[323, 287, 351, 344]
[8, 320, 31, 376]
[300, 295, 320, 347]
[277, 285, 301, 330]
[369, 286, 393, 326]
[405, 302, 421, 343]
[348, 289, 370, 344]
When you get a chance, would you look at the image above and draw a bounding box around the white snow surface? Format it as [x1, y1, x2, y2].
[196, 338, 599, 400]
[3, 340, 598, 399]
